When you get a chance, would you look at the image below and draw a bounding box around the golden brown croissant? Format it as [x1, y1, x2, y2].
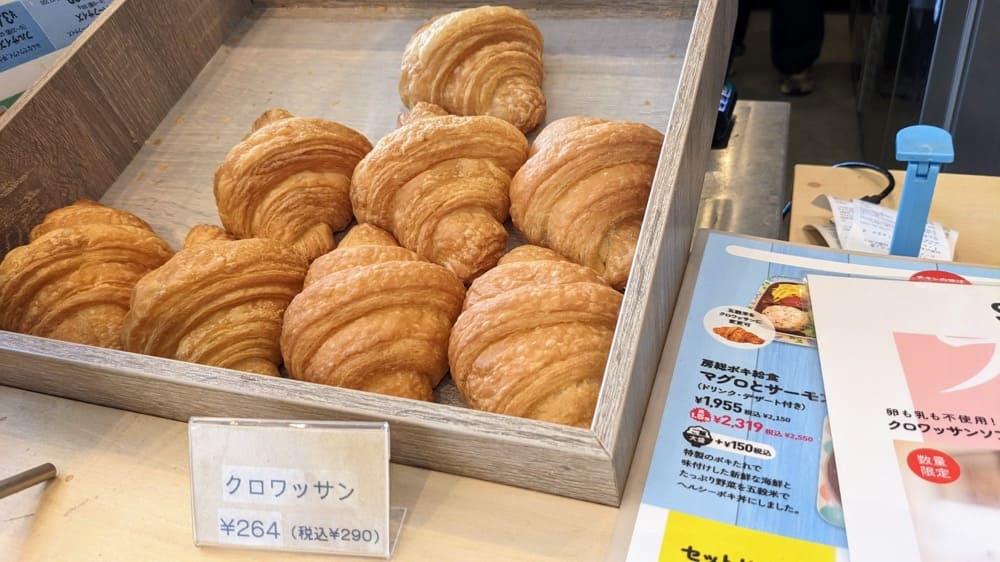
[351, 115, 528, 283]
[448, 245, 622, 427]
[28, 198, 153, 241]
[281, 224, 465, 401]
[183, 224, 235, 247]
[713, 325, 764, 345]
[399, 5, 545, 133]
[397, 101, 450, 127]
[0, 200, 173, 349]
[214, 108, 373, 262]
[122, 236, 308, 376]
[303, 225, 418, 288]
[337, 222, 399, 248]
[509, 116, 664, 290]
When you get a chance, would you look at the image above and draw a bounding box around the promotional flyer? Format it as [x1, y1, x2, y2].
[624, 231, 1000, 561]
[809, 276, 1000, 562]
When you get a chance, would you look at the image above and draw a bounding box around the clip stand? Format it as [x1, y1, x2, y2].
[888, 125, 954, 257]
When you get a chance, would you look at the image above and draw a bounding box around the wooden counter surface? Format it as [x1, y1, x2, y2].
[789, 164, 1000, 266]
[0, 387, 615, 561]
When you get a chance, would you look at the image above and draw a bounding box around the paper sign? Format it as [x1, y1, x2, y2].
[21, 0, 113, 49]
[0, 0, 111, 108]
[807, 276, 1000, 562]
[188, 418, 399, 558]
[0, 2, 56, 73]
[808, 195, 958, 260]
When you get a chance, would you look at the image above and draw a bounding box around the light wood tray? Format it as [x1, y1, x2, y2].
[0, 0, 733, 505]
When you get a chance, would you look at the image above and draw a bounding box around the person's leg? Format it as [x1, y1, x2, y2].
[727, 0, 753, 75]
[732, 0, 752, 57]
[771, 0, 825, 94]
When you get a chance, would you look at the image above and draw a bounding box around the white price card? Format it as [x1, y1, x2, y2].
[188, 418, 403, 558]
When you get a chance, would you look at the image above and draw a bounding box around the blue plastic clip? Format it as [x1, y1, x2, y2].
[889, 125, 954, 257]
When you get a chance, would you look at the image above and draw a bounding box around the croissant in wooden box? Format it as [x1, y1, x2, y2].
[398, 5, 546, 133]
[122, 229, 308, 376]
[449, 245, 623, 427]
[509, 116, 664, 290]
[214, 108, 373, 261]
[281, 224, 466, 401]
[0, 200, 173, 349]
[351, 115, 528, 283]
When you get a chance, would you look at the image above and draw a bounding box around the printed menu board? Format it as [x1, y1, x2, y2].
[619, 230, 1000, 562]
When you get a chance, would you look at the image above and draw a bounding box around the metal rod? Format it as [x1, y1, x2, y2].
[0, 463, 57, 499]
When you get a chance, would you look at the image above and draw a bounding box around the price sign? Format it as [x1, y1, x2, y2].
[20, 0, 115, 48]
[0, 2, 56, 73]
[188, 418, 398, 558]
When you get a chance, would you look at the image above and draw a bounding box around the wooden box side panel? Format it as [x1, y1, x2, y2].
[593, 0, 735, 493]
[0, 0, 250, 255]
[254, 0, 697, 17]
[0, 330, 621, 504]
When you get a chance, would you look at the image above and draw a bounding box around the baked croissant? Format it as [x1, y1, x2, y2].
[27, 198, 154, 241]
[509, 116, 664, 290]
[281, 224, 466, 401]
[399, 5, 545, 133]
[214, 108, 373, 261]
[713, 325, 764, 345]
[122, 235, 308, 376]
[0, 200, 173, 349]
[397, 101, 450, 127]
[183, 224, 235, 247]
[351, 115, 528, 283]
[449, 245, 622, 427]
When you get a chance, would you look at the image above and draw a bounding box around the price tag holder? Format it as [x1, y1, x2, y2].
[188, 418, 404, 558]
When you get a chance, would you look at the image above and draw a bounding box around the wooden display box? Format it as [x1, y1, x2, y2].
[0, 0, 732, 505]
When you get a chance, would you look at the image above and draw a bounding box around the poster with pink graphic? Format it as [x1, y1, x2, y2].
[807, 275, 1000, 562]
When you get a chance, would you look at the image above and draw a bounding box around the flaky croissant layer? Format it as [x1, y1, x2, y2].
[351, 115, 527, 283]
[510, 116, 664, 290]
[282, 251, 466, 401]
[214, 109, 373, 261]
[399, 5, 546, 133]
[122, 237, 308, 376]
[0, 201, 173, 349]
[449, 245, 622, 427]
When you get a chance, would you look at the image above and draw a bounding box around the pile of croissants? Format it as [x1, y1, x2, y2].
[0, 6, 664, 428]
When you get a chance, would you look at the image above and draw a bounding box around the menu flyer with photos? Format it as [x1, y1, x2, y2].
[622, 230, 1000, 562]
[808, 276, 1000, 562]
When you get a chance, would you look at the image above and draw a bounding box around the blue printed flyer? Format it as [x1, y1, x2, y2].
[0, 1, 56, 74]
[0, 0, 110, 110]
[619, 230, 1000, 562]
